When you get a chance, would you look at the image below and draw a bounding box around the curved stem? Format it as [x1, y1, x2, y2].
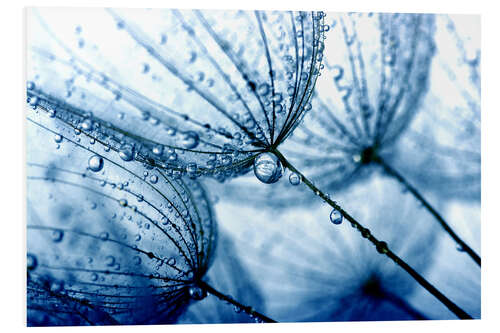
[382, 289, 428, 320]
[374, 156, 481, 267]
[198, 280, 276, 323]
[272, 148, 472, 319]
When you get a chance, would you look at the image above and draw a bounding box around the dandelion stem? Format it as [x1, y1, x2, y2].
[198, 280, 277, 323]
[272, 148, 472, 319]
[374, 156, 481, 267]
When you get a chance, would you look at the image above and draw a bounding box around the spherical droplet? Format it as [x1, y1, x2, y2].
[189, 285, 207, 300]
[80, 118, 93, 131]
[50, 280, 64, 293]
[27, 253, 37, 271]
[289, 172, 301, 186]
[105, 255, 115, 266]
[253, 152, 283, 184]
[181, 131, 199, 149]
[118, 199, 128, 207]
[149, 175, 158, 184]
[330, 209, 343, 225]
[54, 134, 63, 143]
[118, 144, 135, 161]
[88, 155, 104, 172]
[51, 229, 64, 243]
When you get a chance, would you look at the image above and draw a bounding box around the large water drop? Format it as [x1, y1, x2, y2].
[119, 144, 135, 161]
[88, 155, 104, 172]
[330, 209, 343, 225]
[253, 152, 283, 184]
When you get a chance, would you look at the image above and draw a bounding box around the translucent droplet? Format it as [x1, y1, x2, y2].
[289, 172, 301, 186]
[258, 83, 270, 96]
[99, 232, 109, 241]
[80, 118, 93, 131]
[54, 134, 63, 143]
[88, 155, 104, 172]
[27, 253, 37, 271]
[152, 145, 163, 156]
[253, 152, 283, 184]
[91, 273, 98, 281]
[181, 131, 199, 149]
[118, 199, 128, 207]
[50, 280, 64, 293]
[189, 285, 207, 300]
[105, 255, 115, 266]
[330, 209, 343, 225]
[118, 144, 135, 161]
[149, 175, 158, 184]
[51, 230, 64, 243]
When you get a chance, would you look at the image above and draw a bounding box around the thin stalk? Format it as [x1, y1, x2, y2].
[374, 156, 481, 267]
[271, 148, 472, 319]
[382, 289, 428, 320]
[198, 280, 276, 323]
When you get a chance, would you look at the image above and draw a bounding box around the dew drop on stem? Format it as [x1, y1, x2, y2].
[253, 152, 283, 184]
[330, 209, 343, 225]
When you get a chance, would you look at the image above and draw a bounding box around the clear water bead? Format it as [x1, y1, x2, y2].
[51, 229, 64, 242]
[253, 152, 283, 184]
[189, 285, 207, 300]
[27, 253, 37, 271]
[289, 172, 301, 186]
[118, 144, 135, 161]
[330, 209, 343, 225]
[88, 155, 104, 172]
[181, 131, 200, 149]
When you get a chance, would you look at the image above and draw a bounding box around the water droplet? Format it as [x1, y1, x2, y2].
[152, 145, 163, 156]
[253, 152, 283, 184]
[330, 209, 343, 225]
[88, 155, 104, 172]
[181, 131, 199, 149]
[91, 273, 98, 281]
[189, 285, 207, 300]
[118, 144, 135, 161]
[80, 118, 93, 131]
[105, 255, 115, 266]
[118, 199, 128, 207]
[50, 280, 64, 293]
[134, 234, 141, 241]
[51, 230, 64, 242]
[149, 175, 158, 184]
[99, 232, 109, 241]
[167, 258, 176, 266]
[289, 172, 301, 186]
[54, 134, 63, 143]
[27, 253, 37, 271]
[258, 83, 270, 96]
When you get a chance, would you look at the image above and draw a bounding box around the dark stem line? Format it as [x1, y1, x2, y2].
[382, 290, 428, 320]
[198, 280, 277, 323]
[271, 148, 472, 320]
[375, 156, 481, 267]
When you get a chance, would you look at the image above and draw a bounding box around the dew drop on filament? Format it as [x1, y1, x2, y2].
[181, 131, 200, 149]
[289, 172, 301, 186]
[189, 285, 207, 300]
[253, 152, 283, 184]
[118, 144, 135, 161]
[330, 209, 343, 225]
[88, 155, 104, 172]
